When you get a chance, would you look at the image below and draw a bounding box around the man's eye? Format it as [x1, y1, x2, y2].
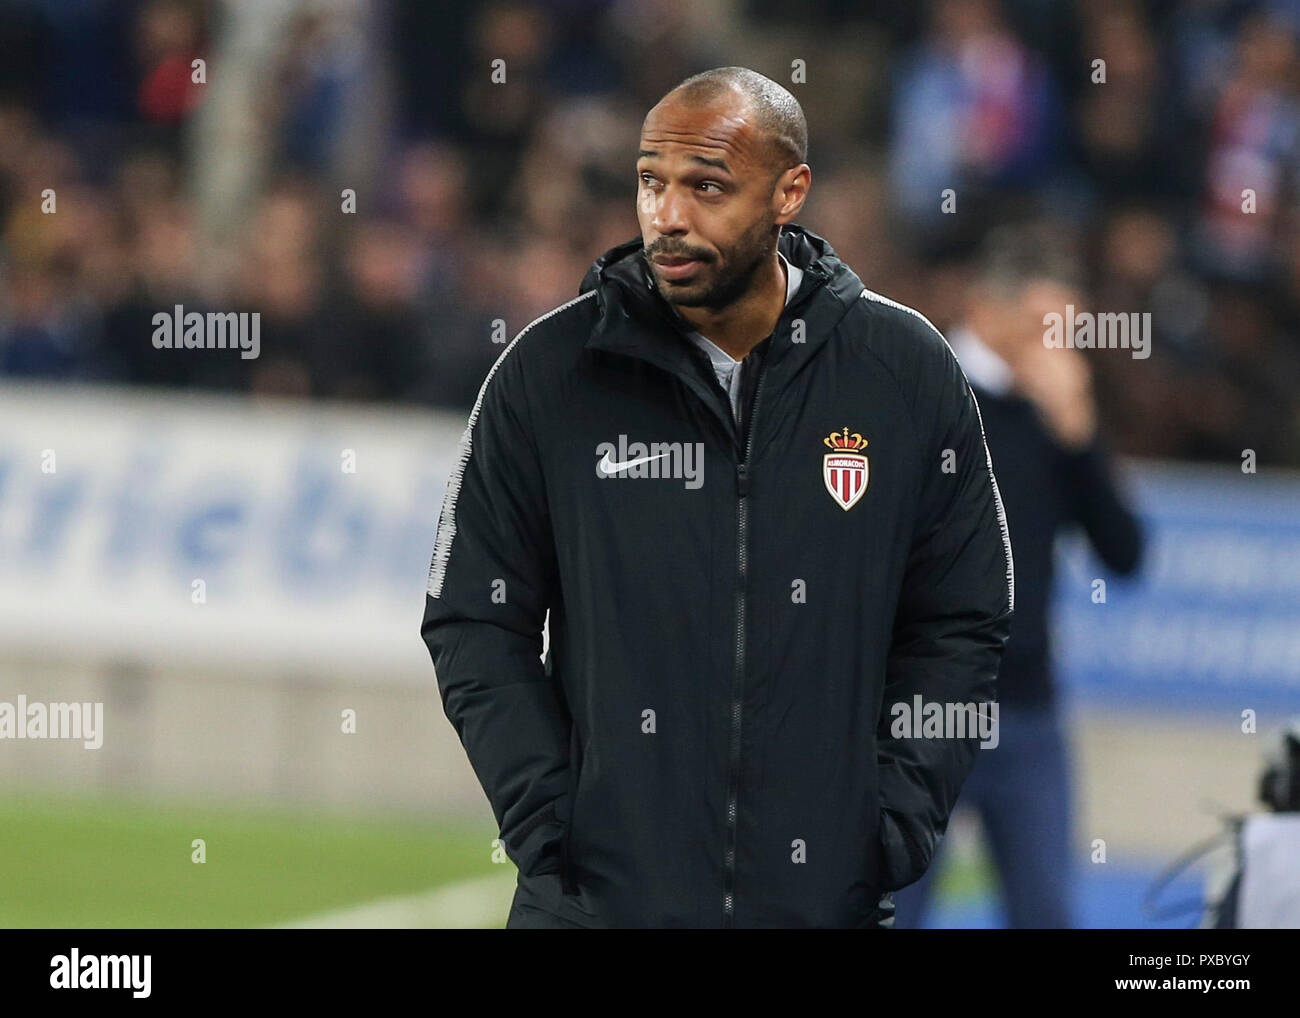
[699, 181, 723, 193]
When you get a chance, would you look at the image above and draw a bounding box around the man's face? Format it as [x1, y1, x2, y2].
[635, 97, 789, 311]
[974, 277, 1081, 361]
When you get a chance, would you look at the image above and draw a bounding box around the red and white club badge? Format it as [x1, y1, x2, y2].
[822, 428, 869, 510]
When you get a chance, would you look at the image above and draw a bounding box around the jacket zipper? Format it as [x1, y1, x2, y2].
[722, 365, 765, 928]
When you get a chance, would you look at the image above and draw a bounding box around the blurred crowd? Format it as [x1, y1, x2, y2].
[1, 0, 1299, 464]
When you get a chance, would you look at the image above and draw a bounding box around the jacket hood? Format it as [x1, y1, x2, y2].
[579, 222, 860, 316]
[577, 223, 865, 374]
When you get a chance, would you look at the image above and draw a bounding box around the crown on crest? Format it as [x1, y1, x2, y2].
[823, 428, 868, 452]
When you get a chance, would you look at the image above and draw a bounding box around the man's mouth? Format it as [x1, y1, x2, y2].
[652, 254, 705, 280]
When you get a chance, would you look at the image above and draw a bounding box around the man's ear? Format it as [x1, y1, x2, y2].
[774, 164, 810, 223]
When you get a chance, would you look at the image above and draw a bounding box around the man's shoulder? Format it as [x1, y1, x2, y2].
[479, 289, 600, 396]
[843, 285, 966, 399]
[505, 289, 601, 360]
[851, 285, 952, 359]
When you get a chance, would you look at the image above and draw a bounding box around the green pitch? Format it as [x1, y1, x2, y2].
[0, 790, 503, 928]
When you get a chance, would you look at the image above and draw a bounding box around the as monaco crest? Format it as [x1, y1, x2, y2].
[823, 428, 869, 510]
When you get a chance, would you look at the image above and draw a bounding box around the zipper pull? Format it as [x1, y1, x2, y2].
[736, 462, 750, 497]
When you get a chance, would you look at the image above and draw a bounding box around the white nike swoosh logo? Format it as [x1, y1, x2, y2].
[598, 451, 669, 474]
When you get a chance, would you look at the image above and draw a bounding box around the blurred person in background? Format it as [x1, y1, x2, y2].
[1190, 6, 1300, 284]
[889, 0, 1065, 241]
[893, 225, 1146, 928]
[1070, 0, 1184, 205]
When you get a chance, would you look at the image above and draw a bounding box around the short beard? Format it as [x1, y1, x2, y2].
[660, 214, 779, 312]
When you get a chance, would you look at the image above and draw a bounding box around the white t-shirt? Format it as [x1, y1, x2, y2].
[685, 251, 804, 421]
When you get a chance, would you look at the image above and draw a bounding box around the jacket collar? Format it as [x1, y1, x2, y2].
[578, 224, 865, 446]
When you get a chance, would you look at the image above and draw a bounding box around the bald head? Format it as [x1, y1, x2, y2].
[653, 67, 807, 184]
[635, 66, 811, 315]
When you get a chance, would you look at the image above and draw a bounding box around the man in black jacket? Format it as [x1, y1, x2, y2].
[893, 236, 1145, 928]
[421, 66, 1014, 928]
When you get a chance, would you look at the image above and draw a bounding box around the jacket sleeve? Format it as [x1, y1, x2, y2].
[1058, 438, 1145, 576]
[876, 337, 1015, 893]
[421, 338, 571, 880]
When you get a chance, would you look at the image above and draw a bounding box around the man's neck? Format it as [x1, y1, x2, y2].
[675, 251, 788, 361]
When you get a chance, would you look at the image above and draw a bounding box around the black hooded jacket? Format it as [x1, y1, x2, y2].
[421, 224, 1014, 928]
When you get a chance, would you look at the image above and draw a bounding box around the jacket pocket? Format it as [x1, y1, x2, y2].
[508, 799, 565, 878]
[879, 808, 928, 891]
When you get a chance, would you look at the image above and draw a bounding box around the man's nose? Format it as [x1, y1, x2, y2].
[652, 185, 690, 236]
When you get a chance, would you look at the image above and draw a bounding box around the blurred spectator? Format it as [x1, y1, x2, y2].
[1071, 0, 1181, 203]
[134, 0, 205, 130]
[889, 0, 1065, 241]
[1191, 9, 1300, 282]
